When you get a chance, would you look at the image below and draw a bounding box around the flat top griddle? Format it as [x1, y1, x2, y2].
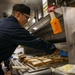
[11, 53, 68, 75]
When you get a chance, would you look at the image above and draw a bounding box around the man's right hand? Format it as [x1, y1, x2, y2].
[54, 48, 68, 57]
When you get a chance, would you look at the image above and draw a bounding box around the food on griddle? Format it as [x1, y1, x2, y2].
[47, 54, 61, 59]
[18, 54, 26, 60]
[45, 54, 68, 63]
[38, 57, 47, 60]
[61, 57, 68, 61]
[19, 53, 68, 67]
[24, 57, 53, 66]
[27, 58, 39, 62]
[24, 58, 40, 63]
[38, 57, 53, 64]
[24, 57, 43, 66]
[23, 58, 32, 62]
[30, 60, 43, 67]
[42, 59, 53, 64]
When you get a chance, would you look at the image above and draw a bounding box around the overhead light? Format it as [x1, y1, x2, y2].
[33, 27, 38, 30]
[32, 19, 35, 23]
[38, 13, 41, 19]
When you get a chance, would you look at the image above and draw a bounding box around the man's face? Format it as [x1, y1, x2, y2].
[16, 12, 29, 26]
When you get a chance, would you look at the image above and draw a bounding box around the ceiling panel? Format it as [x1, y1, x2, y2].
[9, 0, 25, 4]
[0, 0, 43, 17]
[25, 0, 42, 10]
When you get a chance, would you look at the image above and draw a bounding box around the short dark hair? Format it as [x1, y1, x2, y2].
[13, 4, 30, 16]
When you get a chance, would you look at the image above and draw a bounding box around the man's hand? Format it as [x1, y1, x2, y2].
[54, 48, 60, 55]
[54, 48, 68, 57]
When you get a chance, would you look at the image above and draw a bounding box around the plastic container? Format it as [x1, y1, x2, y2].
[50, 18, 62, 34]
[50, 11, 62, 34]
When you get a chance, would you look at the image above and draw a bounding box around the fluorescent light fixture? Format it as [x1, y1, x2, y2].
[38, 13, 41, 19]
[33, 27, 38, 30]
[32, 19, 35, 23]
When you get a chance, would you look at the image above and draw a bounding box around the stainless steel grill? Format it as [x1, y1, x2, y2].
[11, 54, 68, 75]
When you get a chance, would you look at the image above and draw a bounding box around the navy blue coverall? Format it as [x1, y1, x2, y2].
[0, 16, 56, 74]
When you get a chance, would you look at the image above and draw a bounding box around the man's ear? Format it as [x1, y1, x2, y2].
[15, 11, 21, 18]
